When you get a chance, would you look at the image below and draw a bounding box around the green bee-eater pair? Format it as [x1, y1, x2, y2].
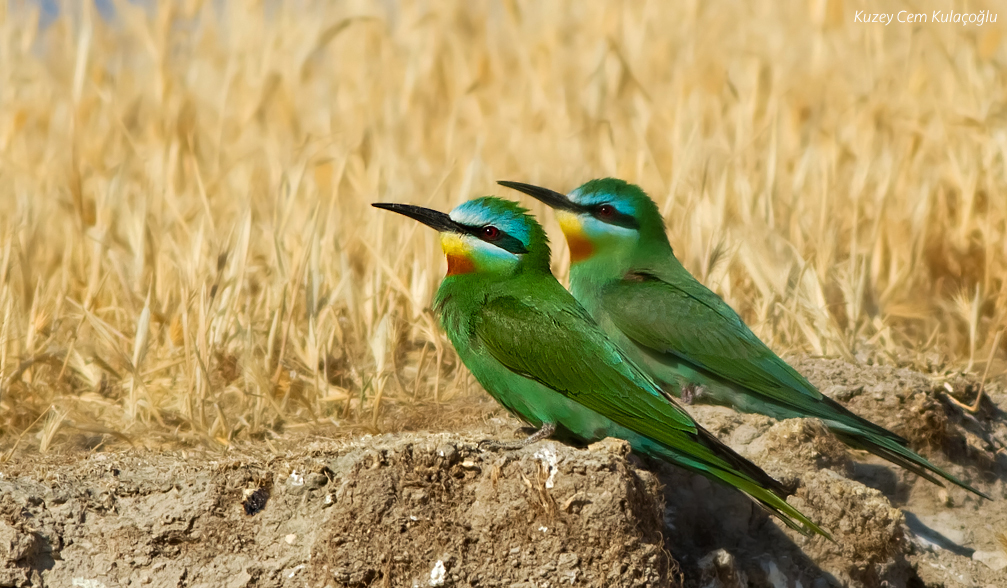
[373, 178, 988, 539]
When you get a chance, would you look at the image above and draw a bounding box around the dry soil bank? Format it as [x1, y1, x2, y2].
[1, 358, 1005, 588]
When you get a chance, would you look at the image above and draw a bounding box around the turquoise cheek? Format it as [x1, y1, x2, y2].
[581, 218, 637, 250]
[469, 242, 520, 273]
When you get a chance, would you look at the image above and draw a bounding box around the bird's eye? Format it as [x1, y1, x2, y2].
[481, 226, 501, 240]
[596, 204, 616, 219]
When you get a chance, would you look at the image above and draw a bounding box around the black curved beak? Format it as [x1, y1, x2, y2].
[497, 181, 581, 212]
[372, 203, 462, 233]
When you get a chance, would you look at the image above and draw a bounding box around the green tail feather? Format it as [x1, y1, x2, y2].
[715, 469, 834, 541]
[642, 441, 833, 540]
[833, 431, 990, 500]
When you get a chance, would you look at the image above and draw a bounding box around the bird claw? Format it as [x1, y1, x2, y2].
[477, 439, 522, 452]
[478, 423, 556, 452]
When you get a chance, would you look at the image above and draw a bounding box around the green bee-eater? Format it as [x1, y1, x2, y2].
[372, 197, 830, 538]
[501, 178, 988, 500]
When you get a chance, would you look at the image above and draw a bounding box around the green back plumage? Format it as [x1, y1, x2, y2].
[551, 179, 989, 500]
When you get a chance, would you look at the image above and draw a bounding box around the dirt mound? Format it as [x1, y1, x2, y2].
[1, 358, 1005, 587]
[646, 417, 911, 588]
[789, 358, 1006, 475]
[671, 357, 1007, 588]
[309, 436, 669, 587]
[0, 434, 672, 588]
[752, 420, 910, 587]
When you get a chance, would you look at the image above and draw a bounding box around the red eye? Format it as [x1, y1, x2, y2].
[597, 204, 615, 218]
[481, 226, 500, 240]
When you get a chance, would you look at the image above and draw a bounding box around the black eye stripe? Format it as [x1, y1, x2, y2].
[492, 234, 529, 254]
[459, 225, 529, 254]
[591, 205, 639, 229]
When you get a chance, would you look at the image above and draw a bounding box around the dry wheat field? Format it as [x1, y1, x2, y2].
[0, 0, 1005, 452]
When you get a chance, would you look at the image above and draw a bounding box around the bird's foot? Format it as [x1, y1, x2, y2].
[477, 439, 526, 451]
[478, 422, 556, 452]
[681, 383, 702, 404]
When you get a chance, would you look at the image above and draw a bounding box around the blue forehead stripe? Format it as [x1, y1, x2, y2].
[566, 188, 640, 230]
[450, 198, 533, 246]
[570, 188, 636, 217]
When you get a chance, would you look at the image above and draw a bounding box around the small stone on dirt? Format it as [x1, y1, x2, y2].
[972, 549, 1007, 571]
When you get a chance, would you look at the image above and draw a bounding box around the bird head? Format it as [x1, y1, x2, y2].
[499, 178, 671, 267]
[372, 197, 551, 277]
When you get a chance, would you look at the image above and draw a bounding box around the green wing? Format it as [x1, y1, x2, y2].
[473, 293, 696, 435]
[604, 272, 824, 400]
[473, 290, 831, 537]
[601, 271, 899, 436]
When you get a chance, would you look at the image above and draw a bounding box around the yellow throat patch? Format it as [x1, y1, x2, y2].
[439, 233, 476, 275]
[556, 211, 595, 263]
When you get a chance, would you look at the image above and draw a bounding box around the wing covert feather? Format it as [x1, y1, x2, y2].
[473, 295, 696, 433]
[601, 275, 825, 404]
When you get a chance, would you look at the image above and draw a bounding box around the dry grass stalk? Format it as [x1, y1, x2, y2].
[0, 0, 1004, 450]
